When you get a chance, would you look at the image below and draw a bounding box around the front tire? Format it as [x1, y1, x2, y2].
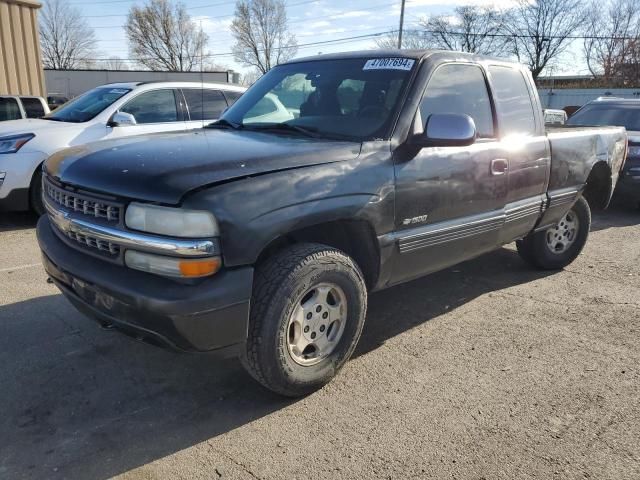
[242, 243, 367, 397]
[517, 196, 591, 270]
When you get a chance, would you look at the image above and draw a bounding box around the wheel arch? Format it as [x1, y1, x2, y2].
[582, 161, 613, 210]
[254, 218, 381, 290]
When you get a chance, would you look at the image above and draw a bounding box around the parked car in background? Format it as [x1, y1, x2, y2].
[543, 108, 567, 125]
[37, 50, 626, 396]
[0, 81, 245, 214]
[0, 95, 49, 121]
[567, 97, 640, 206]
[47, 94, 69, 111]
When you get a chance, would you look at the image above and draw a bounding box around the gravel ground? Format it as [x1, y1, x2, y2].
[0, 205, 639, 480]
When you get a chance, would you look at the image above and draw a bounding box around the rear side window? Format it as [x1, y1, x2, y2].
[419, 64, 495, 138]
[489, 66, 536, 136]
[0, 97, 22, 121]
[20, 98, 46, 118]
[223, 90, 242, 106]
[182, 89, 228, 121]
[120, 89, 178, 124]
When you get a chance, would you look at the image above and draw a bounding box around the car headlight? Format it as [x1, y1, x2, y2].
[628, 146, 640, 158]
[0, 133, 35, 154]
[125, 202, 219, 238]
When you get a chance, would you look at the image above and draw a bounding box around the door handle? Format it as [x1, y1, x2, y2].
[491, 158, 508, 176]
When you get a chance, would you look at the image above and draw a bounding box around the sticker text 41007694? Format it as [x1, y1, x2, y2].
[363, 58, 415, 71]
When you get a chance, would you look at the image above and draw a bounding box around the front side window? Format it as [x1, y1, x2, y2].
[0, 98, 22, 121]
[45, 87, 131, 123]
[219, 58, 416, 140]
[419, 64, 495, 138]
[182, 89, 227, 121]
[120, 89, 178, 124]
[20, 98, 46, 118]
[489, 66, 537, 136]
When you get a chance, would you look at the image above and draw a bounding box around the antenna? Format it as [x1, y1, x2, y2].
[200, 20, 205, 128]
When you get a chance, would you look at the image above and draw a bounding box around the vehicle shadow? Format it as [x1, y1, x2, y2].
[590, 200, 640, 232]
[0, 246, 553, 479]
[0, 211, 39, 232]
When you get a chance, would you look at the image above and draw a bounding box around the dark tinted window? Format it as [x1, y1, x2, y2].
[121, 89, 178, 124]
[20, 97, 46, 118]
[567, 104, 640, 131]
[420, 64, 494, 138]
[223, 90, 242, 105]
[182, 89, 227, 121]
[0, 97, 22, 121]
[489, 66, 536, 136]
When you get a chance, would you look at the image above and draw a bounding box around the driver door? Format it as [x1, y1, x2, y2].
[391, 62, 509, 284]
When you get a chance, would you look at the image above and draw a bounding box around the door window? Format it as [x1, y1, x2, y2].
[223, 90, 243, 106]
[182, 89, 227, 121]
[419, 64, 495, 138]
[120, 89, 178, 124]
[20, 98, 46, 118]
[489, 66, 536, 136]
[0, 97, 22, 121]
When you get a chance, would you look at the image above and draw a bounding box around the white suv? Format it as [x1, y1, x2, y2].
[0, 81, 245, 214]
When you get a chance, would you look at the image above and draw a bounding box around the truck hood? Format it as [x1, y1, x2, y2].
[44, 129, 362, 204]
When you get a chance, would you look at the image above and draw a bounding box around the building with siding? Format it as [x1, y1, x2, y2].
[0, 0, 46, 97]
[44, 69, 241, 99]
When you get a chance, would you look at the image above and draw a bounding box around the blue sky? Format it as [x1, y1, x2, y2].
[68, 0, 586, 75]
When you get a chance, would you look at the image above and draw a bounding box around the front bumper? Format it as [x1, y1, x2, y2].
[37, 215, 253, 354]
[0, 150, 47, 211]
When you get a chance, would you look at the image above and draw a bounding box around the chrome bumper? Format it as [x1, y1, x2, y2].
[44, 195, 219, 258]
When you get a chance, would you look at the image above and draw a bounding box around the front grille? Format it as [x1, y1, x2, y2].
[45, 178, 122, 223]
[65, 230, 121, 256]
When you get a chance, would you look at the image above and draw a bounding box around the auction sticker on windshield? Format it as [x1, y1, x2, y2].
[363, 58, 415, 71]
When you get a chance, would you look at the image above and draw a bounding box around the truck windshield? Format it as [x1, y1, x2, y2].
[44, 87, 131, 123]
[567, 104, 640, 131]
[217, 58, 417, 140]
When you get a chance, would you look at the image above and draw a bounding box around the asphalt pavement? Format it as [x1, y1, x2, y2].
[1, 205, 639, 479]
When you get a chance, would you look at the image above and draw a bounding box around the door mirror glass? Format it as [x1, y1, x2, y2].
[414, 113, 476, 147]
[109, 111, 137, 127]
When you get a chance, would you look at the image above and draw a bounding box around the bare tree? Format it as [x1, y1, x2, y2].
[231, 0, 297, 74]
[375, 30, 431, 50]
[39, 0, 97, 69]
[125, 0, 209, 71]
[421, 6, 510, 55]
[583, 0, 640, 84]
[505, 0, 587, 79]
[102, 57, 130, 70]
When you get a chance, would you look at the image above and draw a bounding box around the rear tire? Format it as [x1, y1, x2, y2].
[30, 168, 45, 216]
[517, 196, 591, 270]
[242, 243, 367, 397]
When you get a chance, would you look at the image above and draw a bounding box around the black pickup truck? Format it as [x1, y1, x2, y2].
[37, 50, 627, 396]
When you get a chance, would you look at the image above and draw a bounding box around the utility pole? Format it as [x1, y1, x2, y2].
[397, 0, 406, 49]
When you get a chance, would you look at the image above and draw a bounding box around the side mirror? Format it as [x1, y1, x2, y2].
[412, 113, 476, 148]
[108, 111, 137, 127]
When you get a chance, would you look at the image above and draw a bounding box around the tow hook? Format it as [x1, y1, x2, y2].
[46, 277, 54, 284]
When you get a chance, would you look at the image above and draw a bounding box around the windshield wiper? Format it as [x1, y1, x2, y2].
[243, 123, 321, 138]
[206, 118, 242, 129]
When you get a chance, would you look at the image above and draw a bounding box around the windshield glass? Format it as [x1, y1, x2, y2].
[45, 87, 131, 123]
[567, 104, 640, 131]
[218, 58, 416, 140]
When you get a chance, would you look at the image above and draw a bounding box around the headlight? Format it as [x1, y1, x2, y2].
[125, 203, 219, 238]
[0, 133, 35, 154]
[125, 250, 221, 278]
[628, 146, 640, 158]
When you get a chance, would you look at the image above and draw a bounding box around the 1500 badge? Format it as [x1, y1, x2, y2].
[402, 215, 429, 225]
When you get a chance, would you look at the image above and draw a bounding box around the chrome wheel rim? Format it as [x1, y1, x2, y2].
[546, 209, 580, 254]
[286, 283, 347, 366]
